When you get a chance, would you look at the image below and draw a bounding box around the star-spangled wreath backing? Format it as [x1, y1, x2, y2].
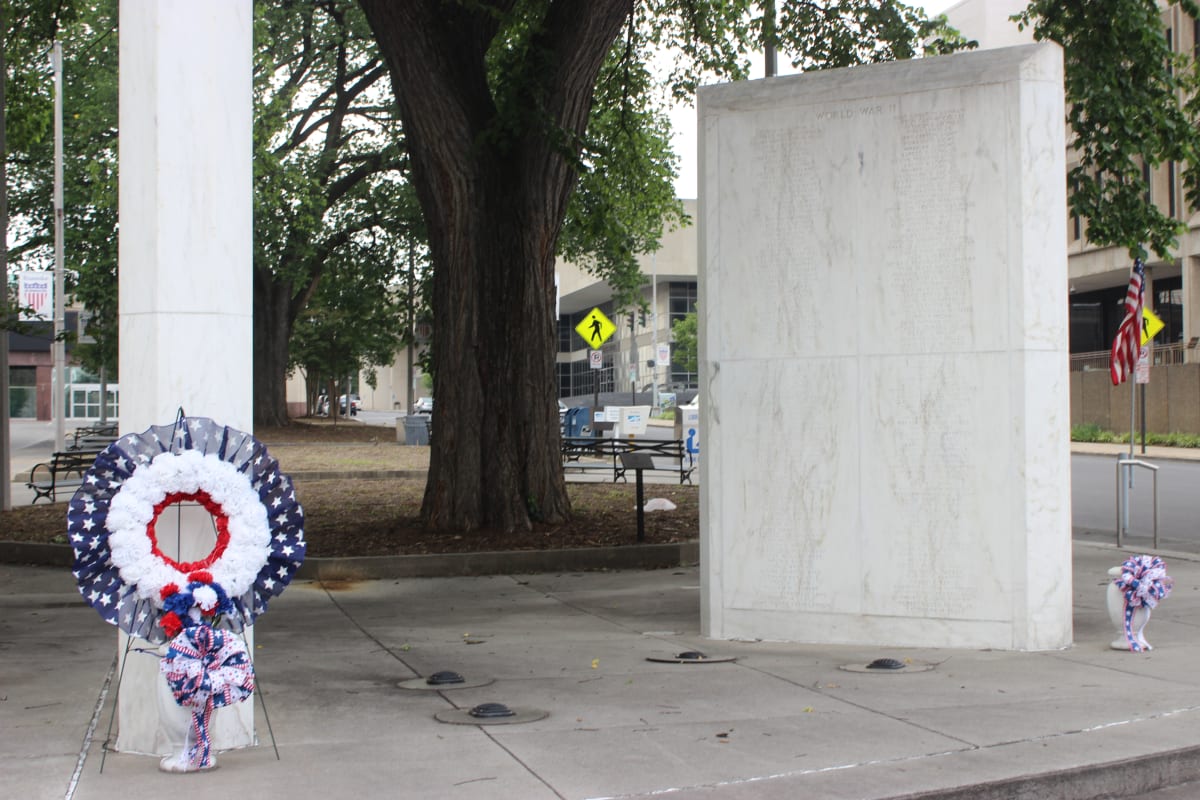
[69, 416, 305, 643]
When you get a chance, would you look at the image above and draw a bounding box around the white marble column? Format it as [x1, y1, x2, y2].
[117, 0, 255, 754]
[698, 44, 1072, 651]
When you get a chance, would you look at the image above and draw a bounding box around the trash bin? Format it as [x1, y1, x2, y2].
[403, 415, 430, 446]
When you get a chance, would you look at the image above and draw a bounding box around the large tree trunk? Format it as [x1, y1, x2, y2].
[421, 167, 567, 531]
[253, 271, 295, 428]
[360, 0, 632, 532]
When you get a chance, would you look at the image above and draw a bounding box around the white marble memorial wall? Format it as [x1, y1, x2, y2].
[698, 44, 1072, 650]
[117, 0, 255, 754]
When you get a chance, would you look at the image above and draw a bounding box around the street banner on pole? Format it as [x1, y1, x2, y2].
[18, 271, 53, 321]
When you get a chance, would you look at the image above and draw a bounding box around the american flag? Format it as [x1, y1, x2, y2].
[1109, 259, 1145, 386]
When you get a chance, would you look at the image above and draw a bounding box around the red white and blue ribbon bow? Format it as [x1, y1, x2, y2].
[1113, 555, 1173, 652]
[160, 623, 256, 770]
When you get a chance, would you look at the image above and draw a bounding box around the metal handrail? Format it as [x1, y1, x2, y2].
[1115, 458, 1159, 548]
[1071, 342, 1187, 372]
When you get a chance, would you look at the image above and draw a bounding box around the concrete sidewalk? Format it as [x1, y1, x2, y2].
[6, 541, 1200, 800]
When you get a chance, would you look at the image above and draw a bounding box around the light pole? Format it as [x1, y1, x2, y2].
[52, 42, 66, 448]
[0, 8, 10, 511]
[650, 252, 659, 410]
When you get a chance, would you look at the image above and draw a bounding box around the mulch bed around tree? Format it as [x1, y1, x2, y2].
[2, 419, 699, 558]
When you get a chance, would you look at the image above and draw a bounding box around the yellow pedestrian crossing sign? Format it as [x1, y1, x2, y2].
[576, 307, 616, 348]
[1142, 308, 1165, 345]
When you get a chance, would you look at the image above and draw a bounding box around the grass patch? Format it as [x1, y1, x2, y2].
[1072, 424, 1200, 448]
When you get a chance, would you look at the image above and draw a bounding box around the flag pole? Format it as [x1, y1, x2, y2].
[1112, 257, 1145, 539]
[1128, 370, 1135, 461]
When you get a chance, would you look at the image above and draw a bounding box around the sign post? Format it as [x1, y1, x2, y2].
[575, 307, 616, 422]
[1137, 309, 1164, 453]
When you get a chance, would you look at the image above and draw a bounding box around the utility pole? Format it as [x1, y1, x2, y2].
[406, 240, 416, 414]
[764, 0, 778, 78]
[1, 8, 11, 511]
[650, 253, 659, 411]
[52, 42, 66, 450]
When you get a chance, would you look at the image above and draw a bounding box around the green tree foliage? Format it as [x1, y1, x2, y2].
[3, 0, 78, 154]
[558, 21, 684, 309]
[58, 4, 117, 379]
[670, 308, 697, 374]
[288, 184, 423, 417]
[5, 0, 115, 377]
[1016, 0, 1200, 260]
[253, 0, 415, 427]
[8, 1, 418, 425]
[643, 0, 971, 103]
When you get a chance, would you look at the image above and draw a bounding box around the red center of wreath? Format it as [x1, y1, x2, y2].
[145, 490, 233, 573]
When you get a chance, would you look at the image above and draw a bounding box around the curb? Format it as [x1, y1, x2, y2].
[0, 541, 75, 568]
[296, 541, 699, 580]
[889, 743, 1200, 800]
[286, 469, 427, 481]
[0, 538, 700, 578]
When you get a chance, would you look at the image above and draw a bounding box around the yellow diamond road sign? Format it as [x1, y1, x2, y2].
[576, 307, 616, 349]
[1142, 308, 1165, 345]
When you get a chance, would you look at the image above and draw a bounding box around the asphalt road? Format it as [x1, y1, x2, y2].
[1071, 452, 1200, 553]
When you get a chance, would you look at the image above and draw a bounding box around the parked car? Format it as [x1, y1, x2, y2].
[559, 399, 567, 425]
[338, 394, 360, 415]
[414, 397, 434, 414]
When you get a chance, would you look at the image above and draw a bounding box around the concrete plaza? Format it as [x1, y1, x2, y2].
[6, 541, 1200, 799]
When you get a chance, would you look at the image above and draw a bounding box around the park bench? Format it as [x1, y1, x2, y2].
[67, 422, 118, 450]
[561, 437, 695, 485]
[26, 448, 104, 504]
[561, 436, 615, 478]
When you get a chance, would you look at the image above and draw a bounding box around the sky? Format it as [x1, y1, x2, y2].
[668, 0, 961, 198]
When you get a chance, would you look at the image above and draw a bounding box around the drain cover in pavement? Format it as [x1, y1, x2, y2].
[469, 702, 515, 718]
[396, 670, 495, 691]
[646, 650, 737, 664]
[866, 658, 905, 670]
[434, 703, 548, 725]
[839, 658, 935, 674]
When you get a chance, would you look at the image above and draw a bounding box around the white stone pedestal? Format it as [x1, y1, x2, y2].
[116, 0, 255, 753]
[698, 44, 1072, 651]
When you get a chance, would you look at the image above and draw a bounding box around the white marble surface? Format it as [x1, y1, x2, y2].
[119, 0, 253, 433]
[698, 44, 1071, 650]
[117, 0, 255, 753]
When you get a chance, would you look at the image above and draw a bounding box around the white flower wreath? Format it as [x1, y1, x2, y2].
[105, 449, 272, 604]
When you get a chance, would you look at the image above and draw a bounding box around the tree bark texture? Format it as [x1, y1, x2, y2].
[253, 272, 295, 429]
[359, 0, 632, 532]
